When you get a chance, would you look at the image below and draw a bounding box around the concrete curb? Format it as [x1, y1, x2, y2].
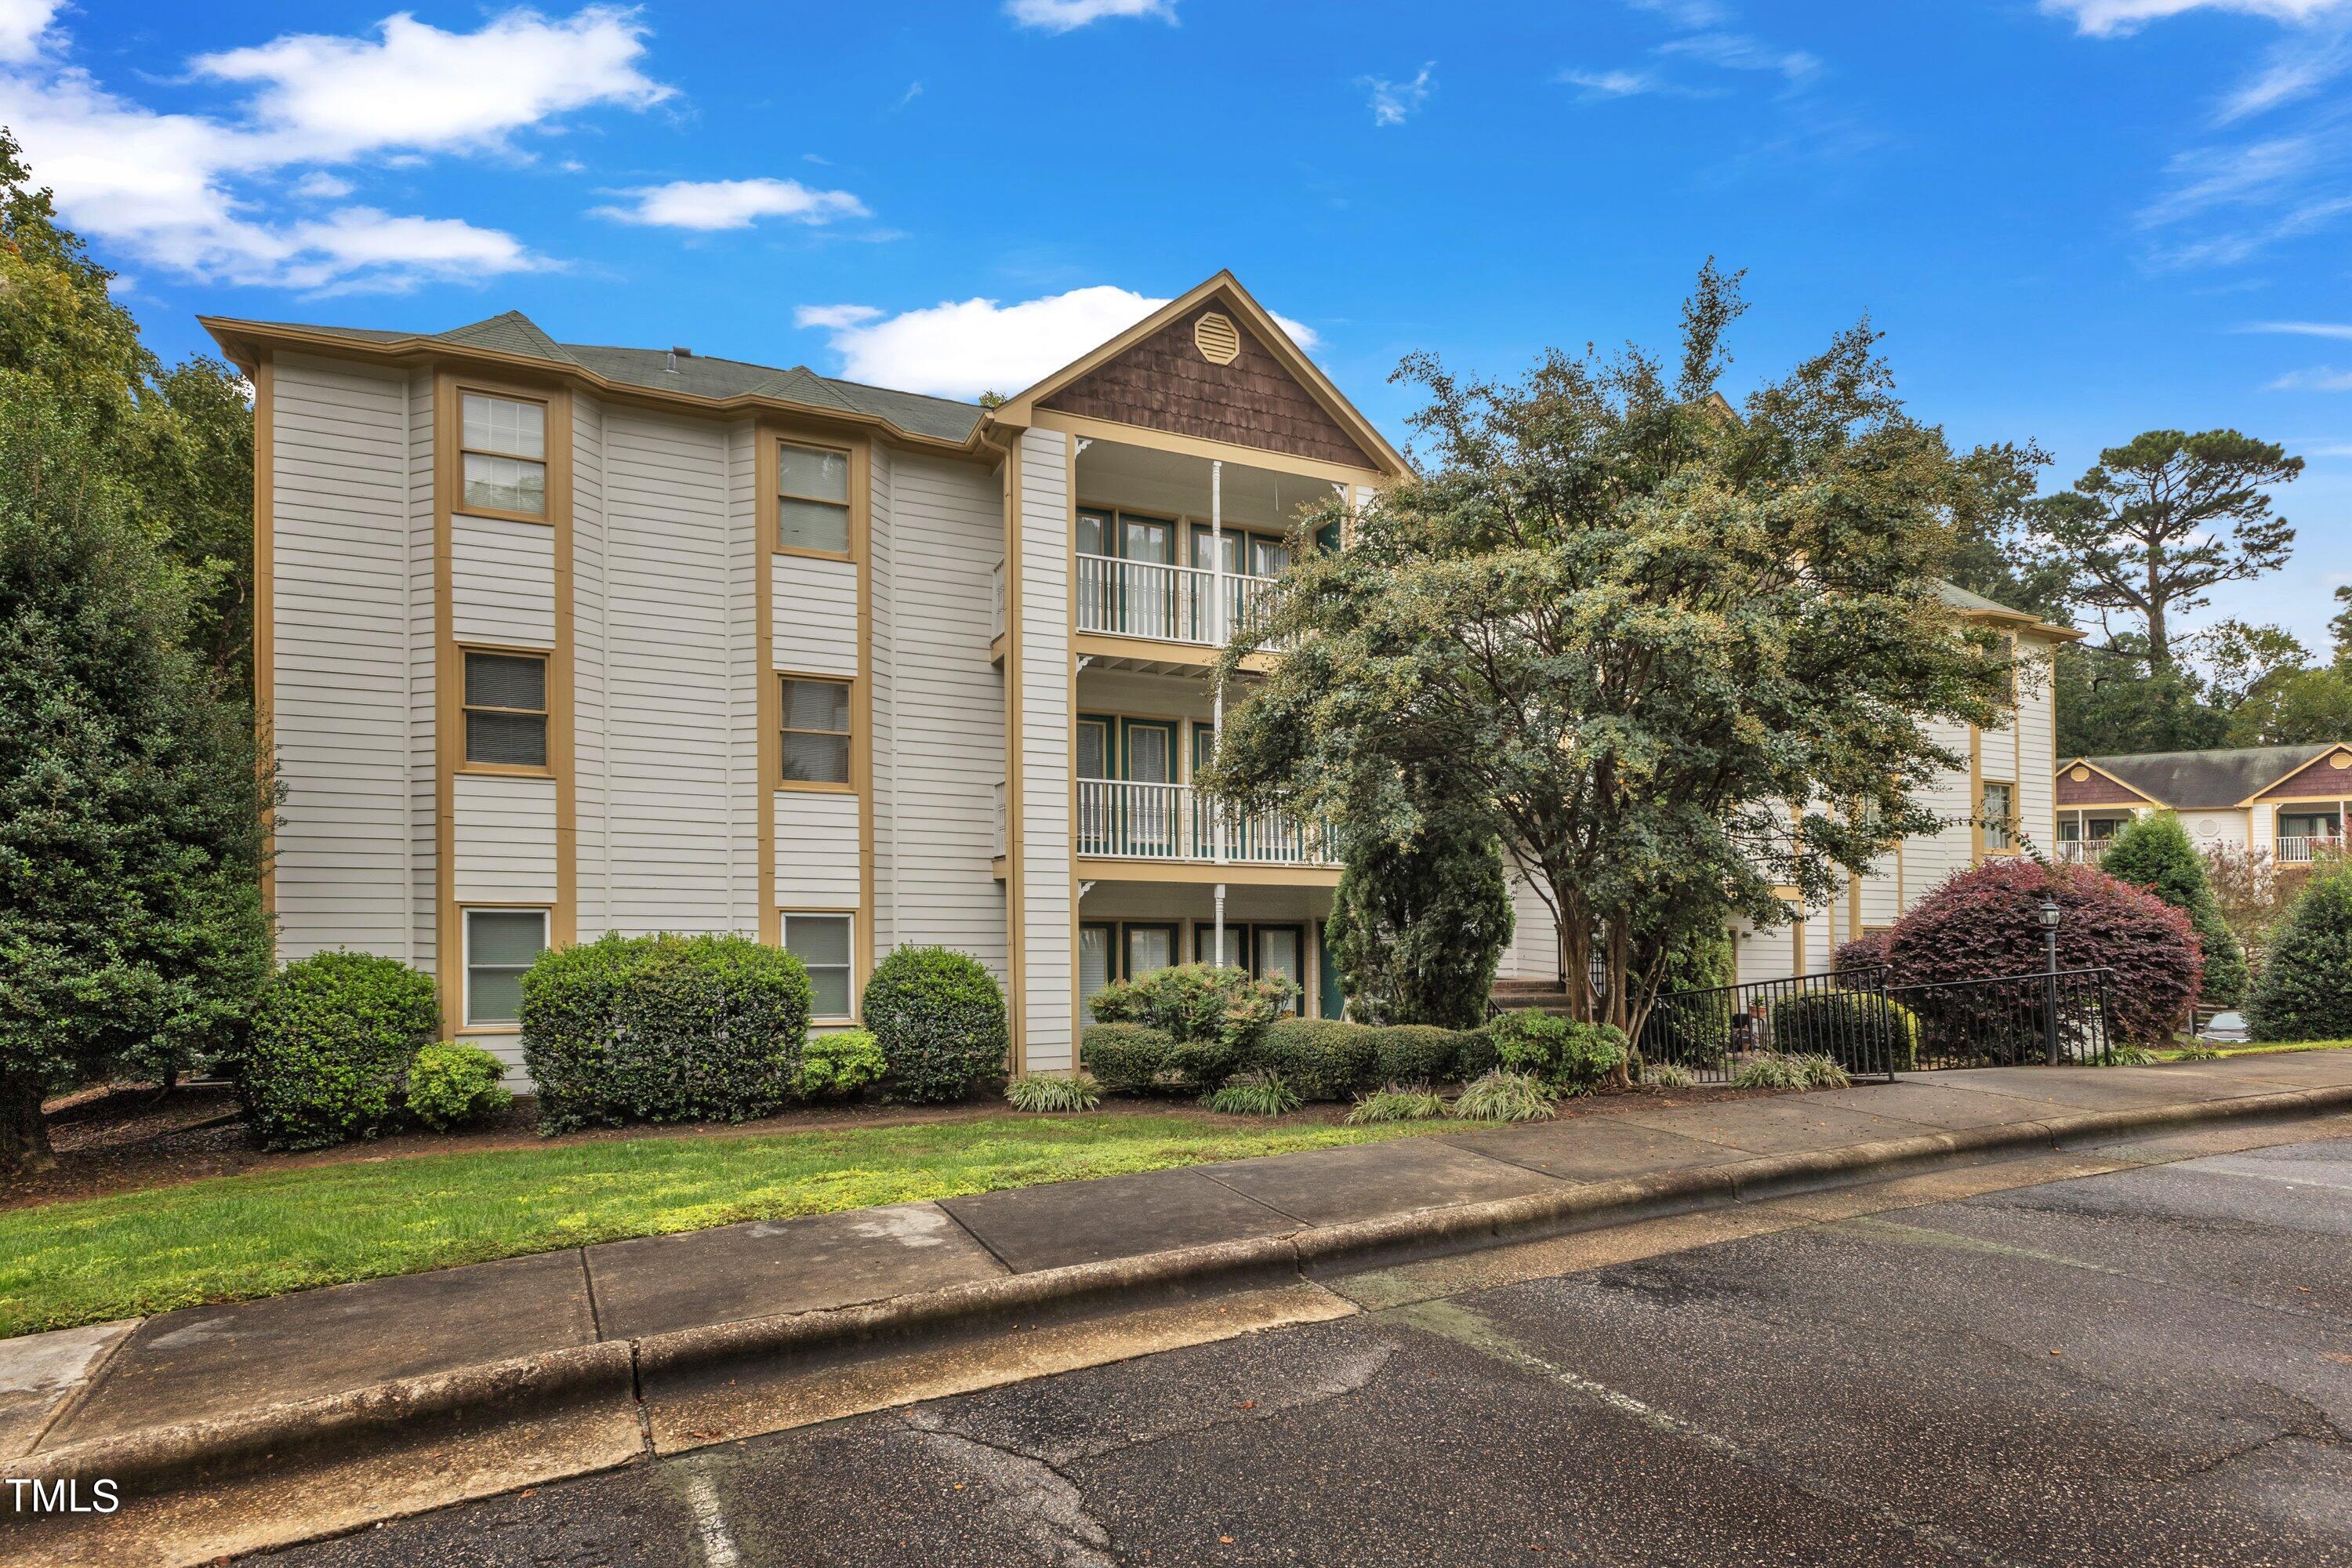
[25, 1080, 2352, 1502]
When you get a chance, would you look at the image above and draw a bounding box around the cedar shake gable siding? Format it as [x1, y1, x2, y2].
[1040, 307, 1383, 470]
[2255, 746, 2352, 801]
[2057, 768, 2152, 808]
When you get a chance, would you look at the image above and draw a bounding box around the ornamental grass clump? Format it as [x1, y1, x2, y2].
[1345, 1086, 1450, 1123]
[1788, 1052, 1850, 1088]
[2103, 1044, 2160, 1066]
[1004, 1072, 1103, 1113]
[1642, 1061, 1697, 1090]
[1450, 1069, 1557, 1123]
[1202, 1070, 1302, 1117]
[1730, 1052, 1810, 1090]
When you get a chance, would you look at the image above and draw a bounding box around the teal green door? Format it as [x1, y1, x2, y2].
[1318, 922, 1344, 1019]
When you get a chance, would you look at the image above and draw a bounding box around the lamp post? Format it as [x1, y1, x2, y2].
[2038, 895, 2063, 1065]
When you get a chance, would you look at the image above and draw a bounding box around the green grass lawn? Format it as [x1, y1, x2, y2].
[0, 1113, 1452, 1338]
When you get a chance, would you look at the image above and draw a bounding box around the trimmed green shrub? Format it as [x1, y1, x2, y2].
[1766, 992, 1922, 1073]
[1369, 1024, 1463, 1087]
[1005, 1072, 1103, 1112]
[1490, 1010, 1627, 1088]
[405, 1043, 510, 1131]
[2245, 865, 2352, 1042]
[241, 952, 438, 1150]
[1249, 1019, 1377, 1102]
[1451, 1024, 1500, 1081]
[521, 933, 810, 1133]
[861, 946, 1008, 1103]
[793, 1028, 887, 1100]
[1450, 1069, 1557, 1122]
[1346, 1086, 1450, 1123]
[1087, 964, 1294, 1062]
[1080, 1023, 1174, 1093]
[2100, 811, 2248, 1009]
[1202, 1070, 1302, 1116]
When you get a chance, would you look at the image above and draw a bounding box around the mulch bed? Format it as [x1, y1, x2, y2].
[6, 1078, 1792, 1214]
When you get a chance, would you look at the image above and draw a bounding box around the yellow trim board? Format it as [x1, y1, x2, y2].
[1074, 858, 1342, 889]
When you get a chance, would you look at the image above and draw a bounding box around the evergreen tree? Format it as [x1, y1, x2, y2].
[1325, 771, 1514, 1028]
[2098, 811, 2246, 1008]
[2245, 865, 2352, 1042]
[0, 376, 273, 1171]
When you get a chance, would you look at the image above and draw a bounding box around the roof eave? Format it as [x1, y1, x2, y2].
[200, 316, 989, 456]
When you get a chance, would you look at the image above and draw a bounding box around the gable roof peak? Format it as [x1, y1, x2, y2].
[437, 310, 579, 366]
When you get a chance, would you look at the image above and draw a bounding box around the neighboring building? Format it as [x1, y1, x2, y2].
[2055, 744, 2352, 868]
[210, 268, 2074, 1073]
[209, 273, 1407, 1078]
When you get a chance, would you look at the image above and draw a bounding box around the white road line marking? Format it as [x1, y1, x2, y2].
[684, 1468, 741, 1568]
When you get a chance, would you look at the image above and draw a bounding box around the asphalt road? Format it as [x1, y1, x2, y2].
[263, 1132, 2352, 1567]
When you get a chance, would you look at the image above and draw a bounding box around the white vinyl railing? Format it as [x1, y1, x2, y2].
[1075, 554, 1276, 647]
[2278, 835, 2342, 865]
[1076, 779, 1335, 866]
[2056, 839, 2113, 865]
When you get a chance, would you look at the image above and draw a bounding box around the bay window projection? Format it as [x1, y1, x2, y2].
[460, 393, 548, 517]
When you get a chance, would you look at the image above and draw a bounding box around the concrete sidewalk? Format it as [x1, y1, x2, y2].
[9, 1051, 2352, 1566]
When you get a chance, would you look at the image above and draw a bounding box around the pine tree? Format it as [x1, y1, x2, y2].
[2098, 811, 2246, 1008]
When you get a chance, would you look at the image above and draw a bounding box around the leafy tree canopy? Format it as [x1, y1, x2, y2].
[1202, 262, 2013, 1040]
[1325, 768, 1515, 1029]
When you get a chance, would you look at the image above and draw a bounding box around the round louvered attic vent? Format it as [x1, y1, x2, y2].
[1194, 311, 1241, 365]
[2333, 750, 2351, 769]
[2070, 765, 2089, 782]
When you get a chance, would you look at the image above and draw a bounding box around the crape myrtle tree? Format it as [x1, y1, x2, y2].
[1323, 766, 1515, 1029]
[1199, 263, 2013, 1056]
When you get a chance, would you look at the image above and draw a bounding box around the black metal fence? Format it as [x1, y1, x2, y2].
[1627, 964, 2119, 1083]
[1636, 967, 1905, 1085]
[1889, 967, 2116, 1069]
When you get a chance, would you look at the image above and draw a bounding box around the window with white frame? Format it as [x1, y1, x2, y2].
[465, 908, 548, 1027]
[782, 912, 855, 1018]
[779, 442, 851, 555]
[460, 393, 548, 517]
[1982, 782, 2016, 851]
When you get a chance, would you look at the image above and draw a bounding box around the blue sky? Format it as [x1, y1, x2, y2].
[5, 0, 2347, 652]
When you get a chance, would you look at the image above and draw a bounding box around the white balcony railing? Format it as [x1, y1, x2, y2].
[2278, 835, 2343, 865]
[1075, 554, 1275, 647]
[2056, 839, 2113, 865]
[1076, 779, 1335, 866]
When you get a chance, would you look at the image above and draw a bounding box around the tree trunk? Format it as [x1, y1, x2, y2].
[1559, 913, 1595, 1025]
[0, 1073, 54, 1177]
[1602, 915, 1635, 1088]
[2146, 555, 2169, 670]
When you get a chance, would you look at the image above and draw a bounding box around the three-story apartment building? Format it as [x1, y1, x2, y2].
[208, 274, 1404, 1078]
[210, 270, 2071, 1077]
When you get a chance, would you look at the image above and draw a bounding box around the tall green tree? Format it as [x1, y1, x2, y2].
[0, 376, 274, 1172]
[2245, 864, 2352, 1042]
[2097, 811, 2246, 1007]
[2055, 640, 2227, 757]
[1944, 438, 2074, 623]
[1201, 263, 2012, 1049]
[2031, 430, 2299, 673]
[1323, 769, 1514, 1029]
[0, 129, 256, 690]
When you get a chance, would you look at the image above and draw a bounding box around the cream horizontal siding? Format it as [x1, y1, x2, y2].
[600, 408, 744, 934]
[1499, 869, 1561, 985]
[572, 393, 611, 938]
[452, 513, 556, 648]
[270, 353, 413, 961]
[452, 774, 558, 905]
[1017, 430, 1074, 1072]
[775, 792, 861, 906]
[771, 554, 858, 677]
[883, 452, 1010, 975]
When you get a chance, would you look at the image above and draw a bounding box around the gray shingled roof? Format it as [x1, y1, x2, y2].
[2084, 744, 2337, 809]
[244, 310, 983, 445]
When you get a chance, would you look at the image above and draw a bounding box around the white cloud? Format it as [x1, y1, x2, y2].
[1004, 0, 1175, 32]
[2246, 320, 2352, 338]
[1362, 64, 1434, 127]
[2042, 0, 2347, 36]
[2268, 365, 2352, 389]
[1628, 0, 1733, 23]
[1557, 67, 1671, 97]
[592, 177, 867, 230]
[798, 285, 1318, 400]
[0, 5, 672, 292]
[0, 0, 60, 63]
[1656, 31, 1820, 83]
[2216, 30, 2352, 120]
[191, 7, 671, 162]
